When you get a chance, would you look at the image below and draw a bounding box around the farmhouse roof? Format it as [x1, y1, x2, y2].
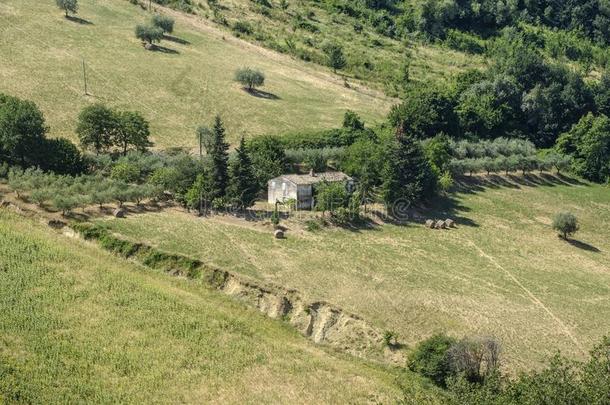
[272, 171, 352, 185]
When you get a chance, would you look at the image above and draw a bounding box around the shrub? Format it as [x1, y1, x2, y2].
[408, 333, 457, 387]
[446, 336, 501, 384]
[271, 204, 280, 226]
[383, 330, 398, 347]
[552, 211, 579, 239]
[232, 20, 253, 35]
[322, 42, 346, 72]
[304, 219, 322, 232]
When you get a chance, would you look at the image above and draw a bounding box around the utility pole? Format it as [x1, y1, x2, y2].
[82, 59, 89, 96]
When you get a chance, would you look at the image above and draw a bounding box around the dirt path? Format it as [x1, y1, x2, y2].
[465, 238, 586, 355]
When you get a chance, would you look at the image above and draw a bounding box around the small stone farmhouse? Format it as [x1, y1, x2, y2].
[268, 171, 353, 210]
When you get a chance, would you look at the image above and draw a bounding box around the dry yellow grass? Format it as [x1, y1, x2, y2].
[0, 0, 394, 148]
[99, 175, 610, 372]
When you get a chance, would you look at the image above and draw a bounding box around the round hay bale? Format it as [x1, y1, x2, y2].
[425, 219, 435, 229]
[274, 229, 285, 239]
[435, 220, 446, 229]
[113, 208, 126, 218]
[445, 219, 455, 228]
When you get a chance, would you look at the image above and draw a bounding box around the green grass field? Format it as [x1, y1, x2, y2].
[0, 209, 449, 403]
[97, 174, 610, 372]
[0, 0, 395, 148]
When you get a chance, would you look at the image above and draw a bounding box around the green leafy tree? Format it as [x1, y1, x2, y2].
[381, 130, 437, 209]
[76, 104, 116, 154]
[247, 135, 286, 190]
[389, 85, 458, 139]
[208, 115, 230, 200]
[234, 67, 265, 91]
[151, 14, 174, 34]
[556, 113, 610, 183]
[0, 94, 47, 166]
[323, 42, 346, 73]
[186, 171, 215, 215]
[135, 24, 164, 47]
[56, 0, 78, 17]
[53, 195, 79, 216]
[196, 125, 214, 157]
[113, 111, 152, 155]
[342, 110, 365, 131]
[314, 181, 349, 217]
[42, 138, 85, 175]
[227, 137, 258, 209]
[552, 211, 579, 239]
[423, 133, 452, 175]
[341, 139, 382, 210]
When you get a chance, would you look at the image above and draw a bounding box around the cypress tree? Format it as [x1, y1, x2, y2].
[381, 129, 436, 209]
[208, 115, 229, 200]
[227, 137, 258, 209]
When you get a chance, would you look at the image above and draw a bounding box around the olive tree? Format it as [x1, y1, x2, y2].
[234, 67, 265, 91]
[552, 211, 579, 239]
[151, 14, 175, 34]
[135, 24, 164, 47]
[56, 0, 78, 17]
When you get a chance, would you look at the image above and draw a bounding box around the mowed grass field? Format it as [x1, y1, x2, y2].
[0, 0, 394, 148]
[0, 209, 448, 403]
[98, 175, 610, 372]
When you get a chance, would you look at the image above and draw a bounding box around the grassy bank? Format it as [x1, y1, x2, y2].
[0, 209, 447, 403]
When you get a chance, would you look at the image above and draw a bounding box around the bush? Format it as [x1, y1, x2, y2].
[552, 211, 579, 239]
[408, 333, 457, 387]
[383, 330, 398, 347]
[232, 20, 253, 35]
[304, 219, 323, 232]
[446, 336, 501, 384]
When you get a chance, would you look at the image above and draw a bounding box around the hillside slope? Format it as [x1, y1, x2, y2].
[0, 0, 394, 148]
[0, 209, 447, 403]
[97, 175, 610, 372]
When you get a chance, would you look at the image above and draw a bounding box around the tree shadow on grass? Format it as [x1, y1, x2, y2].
[243, 88, 281, 100]
[163, 35, 190, 45]
[66, 15, 93, 25]
[455, 172, 587, 195]
[421, 193, 479, 228]
[151, 44, 180, 54]
[566, 238, 601, 253]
